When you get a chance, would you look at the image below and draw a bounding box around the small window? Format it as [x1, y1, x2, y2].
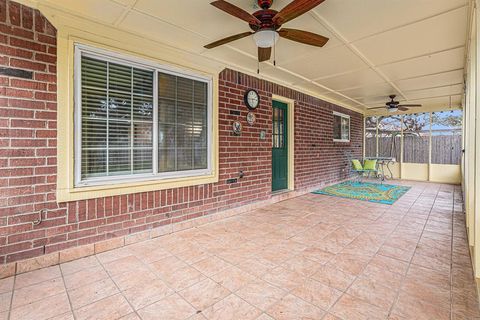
[75, 45, 212, 186]
[333, 112, 350, 142]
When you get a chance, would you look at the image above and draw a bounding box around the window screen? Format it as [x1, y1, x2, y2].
[378, 116, 401, 160]
[403, 113, 430, 164]
[365, 116, 377, 157]
[431, 110, 462, 165]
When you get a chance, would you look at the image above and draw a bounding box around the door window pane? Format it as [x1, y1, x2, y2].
[272, 107, 284, 148]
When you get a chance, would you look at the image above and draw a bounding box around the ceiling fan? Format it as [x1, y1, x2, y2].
[368, 95, 422, 113]
[204, 0, 329, 63]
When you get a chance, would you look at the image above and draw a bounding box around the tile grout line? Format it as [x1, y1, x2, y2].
[170, 245, 270, 317]
[383, 182, 430, 317]
[386, 183, 445, 318]
[163, 217, 339, 317]
[449, 185, 459, 320]
[222, 202, 344, 316]
[328, 182, 428, 320]
[7, 267, 71, 320]
[98, 242, 242, 317]
[93, 254, 144, 319]
[177, 246, 279, 317]
[280, 190, 411, 317]
[172, 213, 293, 306]
[6, 271, 16, 320]
[230, 186, 414, 318]
[58, 264, 78, 320]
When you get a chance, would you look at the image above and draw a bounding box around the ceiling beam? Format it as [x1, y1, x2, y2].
[308, 10, 409, 103]
[113, 0, 139, 27]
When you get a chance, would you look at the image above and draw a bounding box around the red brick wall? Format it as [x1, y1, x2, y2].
[0, 0, 59, 264]
[0, 0, 363, 265]
[220, 69, 363, 193]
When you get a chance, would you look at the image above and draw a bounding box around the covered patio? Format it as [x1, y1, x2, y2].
[2, 181, 478, 320]
[1, 0, 480, 319]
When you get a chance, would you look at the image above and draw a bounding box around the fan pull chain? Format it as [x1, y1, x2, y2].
[273, 31, 276, 66]
[274, 42, 276, 66]
[257, 59, 260, 74]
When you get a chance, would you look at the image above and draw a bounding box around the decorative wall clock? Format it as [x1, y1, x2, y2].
[246, 112, 256, 125]
[232, 121, 242, 135]
[244, 89, 259, 110]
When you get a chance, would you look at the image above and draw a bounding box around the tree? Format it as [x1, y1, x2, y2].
[431, 112, 462, 128]
[403, 114, 428, 132]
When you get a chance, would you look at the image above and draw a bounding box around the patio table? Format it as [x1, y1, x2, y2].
[364, 157, 396, 181]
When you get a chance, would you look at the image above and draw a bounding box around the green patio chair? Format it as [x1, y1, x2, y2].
[350, 159, 378, 184]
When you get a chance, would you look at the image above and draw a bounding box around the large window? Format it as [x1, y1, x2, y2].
[333, 112, 350, 142]
[431, 110, 463, 165]
[75, 46, 212, 186]
[403, 113, 430, 163]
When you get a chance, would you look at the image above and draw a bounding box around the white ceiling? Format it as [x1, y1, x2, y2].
[31, 0, 470, 112]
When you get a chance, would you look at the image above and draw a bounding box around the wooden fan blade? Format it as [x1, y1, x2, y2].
[273, 0, 326, 25]
[258, 47, 271, 62]
[397, 104, 422, 107]
[367, 107, 387, 110]
[211, 1, 261, 25]
[204, 32, 253, 49]
[278, 28, 329, 47]
[398, 106, 409, 111]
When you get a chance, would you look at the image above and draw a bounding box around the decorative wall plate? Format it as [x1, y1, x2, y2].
[246, 112, 256, 125]
[232, 121, 242, 135]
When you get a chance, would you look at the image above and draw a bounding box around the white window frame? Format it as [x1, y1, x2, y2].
[332, 111, 350, 142]
[74, 44, 213, 187]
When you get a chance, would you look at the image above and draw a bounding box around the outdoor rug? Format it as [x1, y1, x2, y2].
[312, 181, 411, 205]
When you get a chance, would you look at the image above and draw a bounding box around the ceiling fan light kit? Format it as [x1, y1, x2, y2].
[205, 0, 329, 65]
[253, 29, 279, 48]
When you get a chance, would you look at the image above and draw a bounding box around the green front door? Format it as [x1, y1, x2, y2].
[272, 101, 288, 191]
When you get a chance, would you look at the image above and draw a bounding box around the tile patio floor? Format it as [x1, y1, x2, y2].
[0, 181, 479, 320]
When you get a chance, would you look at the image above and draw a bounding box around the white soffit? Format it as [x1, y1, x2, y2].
[315, 68, 386, 91]
[352, 6, 468, 66]
[394, 69, 464, 92]
[317, 0, 468, 42]
[403, 84, 464, 101]
[378, 47, 466, 81]
[33, 0, 470, 112]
